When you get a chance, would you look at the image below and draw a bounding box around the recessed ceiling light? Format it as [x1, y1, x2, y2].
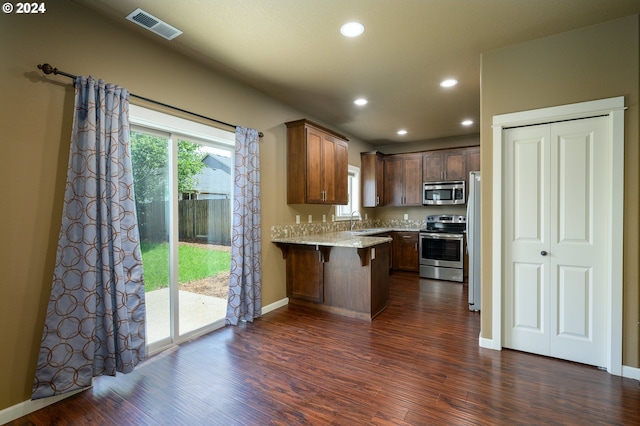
[397, 129, 408, 135]
[440, 79, 458, 88]
[462, 120, 474, 126]
[340, 22, 364, 37]
[354, 98, 368, 106]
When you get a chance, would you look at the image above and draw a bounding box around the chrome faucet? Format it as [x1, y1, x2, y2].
[350, 210, 362, 230]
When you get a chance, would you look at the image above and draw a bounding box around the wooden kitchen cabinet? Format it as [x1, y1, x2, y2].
[384, 153, 422, 206]
[392, 231, 419, 272]
[283, 244, 324, 303]
[423, 149, 466, 182]
[362, 146, 479, 207]
[361, 151, 385, 207]
[275, 241, 391, 320]
[466, 146, 480, 175]
[464, 146, 480, 202]
[286, 119, 349, 205]
[373, 232, 394, 269]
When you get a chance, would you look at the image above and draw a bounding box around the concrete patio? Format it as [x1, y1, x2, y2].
[144, 288, 227, 343]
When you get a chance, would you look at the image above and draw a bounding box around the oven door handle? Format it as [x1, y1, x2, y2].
[421, 233, 463, 240]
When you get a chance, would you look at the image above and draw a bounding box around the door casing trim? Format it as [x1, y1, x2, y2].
[488, 96, 625, 375]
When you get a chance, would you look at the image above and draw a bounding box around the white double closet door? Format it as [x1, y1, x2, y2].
[503, 116, 609, 368]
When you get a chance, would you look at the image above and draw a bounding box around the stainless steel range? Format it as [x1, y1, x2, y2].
[419, 214, 466, 282]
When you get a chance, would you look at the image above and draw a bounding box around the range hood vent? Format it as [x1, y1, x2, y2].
[125, 8, 183, 41]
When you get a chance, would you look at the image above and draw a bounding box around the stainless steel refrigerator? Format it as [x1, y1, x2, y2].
[466, 171, 481, 311]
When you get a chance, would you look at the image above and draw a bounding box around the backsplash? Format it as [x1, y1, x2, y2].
[270, 219, 425, 239]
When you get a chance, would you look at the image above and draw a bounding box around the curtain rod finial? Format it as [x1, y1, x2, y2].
[38, 63, 56, 75]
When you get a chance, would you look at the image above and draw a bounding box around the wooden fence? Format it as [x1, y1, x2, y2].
[136, 199, 231, 245]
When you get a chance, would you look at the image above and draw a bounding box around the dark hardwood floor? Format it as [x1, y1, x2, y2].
[11, 272, 640, 425]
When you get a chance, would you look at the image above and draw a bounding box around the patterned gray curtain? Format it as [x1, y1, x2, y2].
[32, 76, 146, 399]
[226, 127, 261, 325]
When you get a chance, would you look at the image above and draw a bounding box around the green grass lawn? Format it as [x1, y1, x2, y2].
[140, 242, 231, 292]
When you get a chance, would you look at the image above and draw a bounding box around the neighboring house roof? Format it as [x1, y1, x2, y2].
[203, 154, 231, 174]
[191, 154, 232, 196]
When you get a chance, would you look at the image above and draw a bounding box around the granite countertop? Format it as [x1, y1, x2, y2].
[271, 228, 419, 249]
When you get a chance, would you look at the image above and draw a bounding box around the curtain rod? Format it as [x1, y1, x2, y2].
[37, 63, 264, 138]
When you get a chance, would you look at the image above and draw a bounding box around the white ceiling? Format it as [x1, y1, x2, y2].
[71, 0, 640, 145]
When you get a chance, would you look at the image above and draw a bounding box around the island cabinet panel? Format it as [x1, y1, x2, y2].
[284, 245, 324, 303]
[373, 232, 394, 269]
[286, 119, 349, 205]
[276, 241, 391, 320]
[369, 243, 391, 317]
[323, 243, 390, 319]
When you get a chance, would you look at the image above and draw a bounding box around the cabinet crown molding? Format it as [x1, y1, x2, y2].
[285, 119, 349, 141]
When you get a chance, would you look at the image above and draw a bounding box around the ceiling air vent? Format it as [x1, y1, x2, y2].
[125, 8, 183, 41]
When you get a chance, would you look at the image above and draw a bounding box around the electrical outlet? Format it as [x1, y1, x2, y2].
[296, 215, 300, 224]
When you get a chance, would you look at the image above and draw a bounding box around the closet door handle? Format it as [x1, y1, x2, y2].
[541, 250, 548, 256]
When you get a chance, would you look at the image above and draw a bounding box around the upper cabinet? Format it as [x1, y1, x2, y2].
[361, 151, 385, 207]
[384, 153, 423, 206]
[361, 145, 480, 208]
[465, 146, 480, 175]
[286, 119, 349, 205]
[423, 149, 466, 182]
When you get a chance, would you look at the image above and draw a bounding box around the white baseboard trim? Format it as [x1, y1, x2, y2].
[479, 336, 501, 350]
[0, 387, 87, 425]
[261, 297, 289, 315]
[477, 338, 640, 381]
[622, 365, 640, 380]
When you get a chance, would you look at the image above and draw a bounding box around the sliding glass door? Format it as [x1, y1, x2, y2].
[129, 106, 234, 354]
[131, 130, 171, 345]
[176, 139, 231, 336]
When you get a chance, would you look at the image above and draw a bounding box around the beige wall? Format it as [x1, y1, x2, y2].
[480, 16, 640, 365]
[0, 0, 374, 409]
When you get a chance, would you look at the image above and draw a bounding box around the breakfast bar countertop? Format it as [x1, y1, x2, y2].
[271, 230, 394, 249]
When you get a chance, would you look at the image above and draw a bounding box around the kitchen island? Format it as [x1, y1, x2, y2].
[273, 231, 392, 320]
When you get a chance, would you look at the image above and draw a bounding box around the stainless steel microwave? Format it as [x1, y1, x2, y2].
[423, 181, 466, 205]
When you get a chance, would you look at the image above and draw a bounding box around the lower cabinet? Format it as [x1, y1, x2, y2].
[392, 231, 419, 272]
[284, 244, 325, 303]
[374, 233, 394, 269]
[276, 242, 391, 320]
